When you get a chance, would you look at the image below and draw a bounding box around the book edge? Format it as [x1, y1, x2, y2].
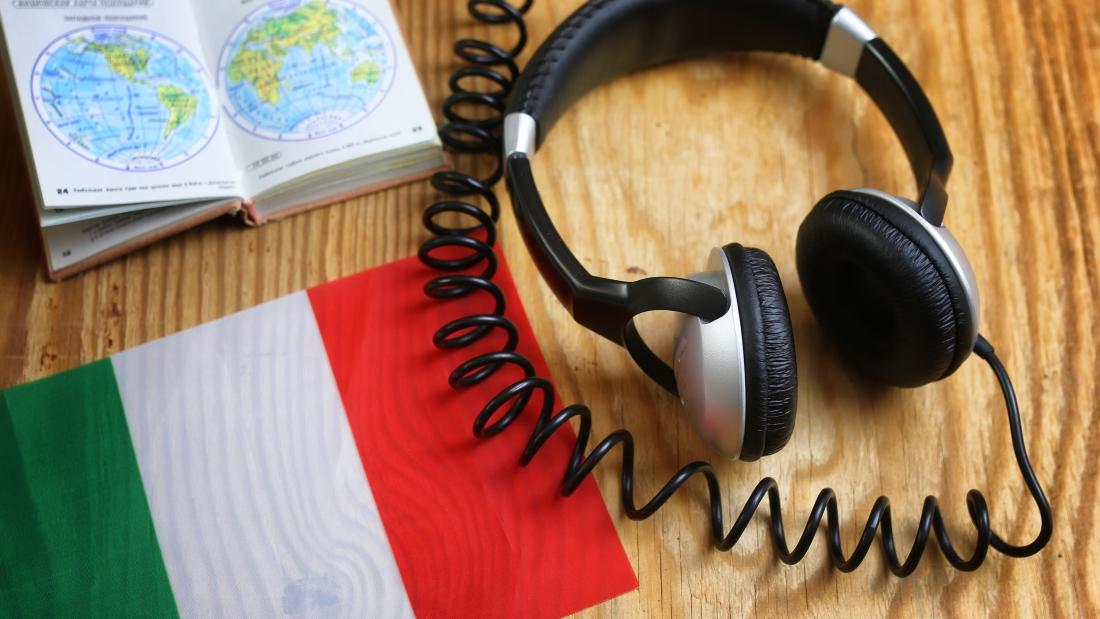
[46, 201, 242, 282]
[251, 159, 448, 225]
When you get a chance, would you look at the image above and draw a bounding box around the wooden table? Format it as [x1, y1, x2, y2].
[1, 0, 1096, 616]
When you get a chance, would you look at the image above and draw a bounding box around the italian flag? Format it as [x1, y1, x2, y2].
[0, 256, 637, 617]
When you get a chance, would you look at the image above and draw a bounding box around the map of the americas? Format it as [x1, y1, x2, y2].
[32, 26, 218, 172]
[220, 0, 396, 141]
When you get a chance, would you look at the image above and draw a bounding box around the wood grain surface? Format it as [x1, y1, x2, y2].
[1, 0, 1097, 616]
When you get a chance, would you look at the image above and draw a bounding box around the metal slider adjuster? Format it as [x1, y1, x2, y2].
[819, 7, 878, 77]
[503, 112, 537, 159]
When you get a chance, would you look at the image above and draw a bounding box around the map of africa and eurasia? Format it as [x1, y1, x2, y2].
[221, 0, 396, 142]
[0, 0, 442, 278]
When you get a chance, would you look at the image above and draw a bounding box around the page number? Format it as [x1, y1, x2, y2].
[412, 125, 424, 133]
[56, 187, 69, 195]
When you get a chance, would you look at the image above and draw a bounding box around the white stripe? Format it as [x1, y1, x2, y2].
[112, 292, 413, 618]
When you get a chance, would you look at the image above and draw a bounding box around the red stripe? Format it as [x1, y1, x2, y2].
[307, 253, 637, 618]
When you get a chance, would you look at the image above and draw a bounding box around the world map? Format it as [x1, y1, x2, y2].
[219, 0, 397, 141]
[32, 26, 218, 172]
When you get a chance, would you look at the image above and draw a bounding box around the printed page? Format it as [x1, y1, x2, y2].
[44, 198, 237, 274]
[38, 198, 211, 228]
[0, 1, 244, 209]
[192, 0, 439, 197]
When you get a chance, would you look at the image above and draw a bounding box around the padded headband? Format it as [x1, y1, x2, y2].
[510, 0, 838, 134]
[503, 0, 955, 392]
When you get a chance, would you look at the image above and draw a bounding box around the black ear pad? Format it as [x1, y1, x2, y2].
[795, 191, 974, 387]
[724, 244, 798, 460]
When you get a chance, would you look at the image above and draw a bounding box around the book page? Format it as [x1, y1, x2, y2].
[44, 198, 239, 275]
[0, 1, 244, 209]
[38, 198, 212, 228]
[192, 0, 439, 197]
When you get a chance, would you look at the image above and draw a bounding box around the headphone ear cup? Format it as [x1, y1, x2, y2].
[795, 191, 974, 386]
[723, 244, 798, 460]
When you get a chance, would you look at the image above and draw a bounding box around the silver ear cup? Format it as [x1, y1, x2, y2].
[672, 248, 748, 459]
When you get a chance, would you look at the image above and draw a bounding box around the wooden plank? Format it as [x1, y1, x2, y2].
[0, 0, 1096, 615]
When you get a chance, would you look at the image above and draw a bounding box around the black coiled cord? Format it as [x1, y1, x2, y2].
[418, 0, 1053, 577]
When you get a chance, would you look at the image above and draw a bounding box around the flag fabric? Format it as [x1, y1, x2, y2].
[0, 254, 638, 618]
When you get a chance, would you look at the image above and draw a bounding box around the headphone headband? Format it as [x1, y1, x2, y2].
[510, 0, 837, 136]
[503, 0, 955, 391]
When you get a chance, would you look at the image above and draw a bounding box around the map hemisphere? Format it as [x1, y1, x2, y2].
[219, 0, 397, 141]
[32, 25, 218, 172]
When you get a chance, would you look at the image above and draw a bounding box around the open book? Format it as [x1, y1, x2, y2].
[0, 0, 444, 279]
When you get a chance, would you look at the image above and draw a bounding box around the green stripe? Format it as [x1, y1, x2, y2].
[0, 360, 178, 617]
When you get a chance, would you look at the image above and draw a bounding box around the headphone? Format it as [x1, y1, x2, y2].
[421, 0, 1050, 573]
[501, 0, 981, 460]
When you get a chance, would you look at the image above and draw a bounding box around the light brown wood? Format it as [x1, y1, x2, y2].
[1, 0, 1097, 616]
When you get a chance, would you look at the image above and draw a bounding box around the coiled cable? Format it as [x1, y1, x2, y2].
[418, 0, 1053, 576]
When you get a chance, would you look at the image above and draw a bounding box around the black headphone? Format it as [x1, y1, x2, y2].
[502, 0, 981, 460]
[420, 0, 1051, 574]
